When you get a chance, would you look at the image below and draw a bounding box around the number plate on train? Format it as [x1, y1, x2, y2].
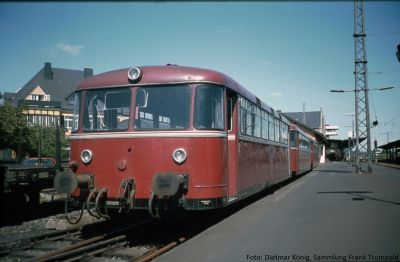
[38, 172, 49, 178]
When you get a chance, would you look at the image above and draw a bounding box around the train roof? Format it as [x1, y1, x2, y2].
[288, 121, 327, 144]
[77, 65, 286, 122]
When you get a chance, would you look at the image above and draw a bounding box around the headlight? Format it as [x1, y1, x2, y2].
[172, 148, 187, 164]
[81, 149, 93, 164]
[127, 67, 142, 82]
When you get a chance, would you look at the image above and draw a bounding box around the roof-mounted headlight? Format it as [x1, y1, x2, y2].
[172, 148, 187, 164]
[128, 67, 142, 82]
[81, 149, 93, 164]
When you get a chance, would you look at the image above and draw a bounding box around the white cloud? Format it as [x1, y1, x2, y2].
[56, 42, 84, 56]
[262, 60, 272, 66]
[271, 92, 283, 97]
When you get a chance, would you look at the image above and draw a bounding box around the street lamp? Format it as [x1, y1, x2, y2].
[330, 86, 396, 173]
[330, 86, 394, 93]
[345, 113, 355, 165]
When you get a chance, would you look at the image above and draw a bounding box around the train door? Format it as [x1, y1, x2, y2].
[226, 91, 238, 202]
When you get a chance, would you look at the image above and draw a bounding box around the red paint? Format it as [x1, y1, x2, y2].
[71, 136, 227, 199]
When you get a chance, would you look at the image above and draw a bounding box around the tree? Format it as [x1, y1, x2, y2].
[0, 101, 26, 151]
[0, 102, 69, 161]
[25, 125, 69, 160]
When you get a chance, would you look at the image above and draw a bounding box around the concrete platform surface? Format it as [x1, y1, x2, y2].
[156, 162, 400, 262]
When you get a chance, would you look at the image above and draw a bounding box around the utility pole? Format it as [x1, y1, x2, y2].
[354, 0, 372, 173]
[345, 113, 356, 166]
[379, 131, 390, 144]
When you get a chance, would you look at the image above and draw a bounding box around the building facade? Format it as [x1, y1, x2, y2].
[5, 62, 93, 135]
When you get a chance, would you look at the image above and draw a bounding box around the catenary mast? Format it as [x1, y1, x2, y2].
[353, 0, 372, 173]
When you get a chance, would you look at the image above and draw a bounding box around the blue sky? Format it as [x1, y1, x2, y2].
[0, 2, 399, 146]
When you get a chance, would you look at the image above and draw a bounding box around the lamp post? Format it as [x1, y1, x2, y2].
[345, 113, 355, 166]
[330, 86, 395, 173]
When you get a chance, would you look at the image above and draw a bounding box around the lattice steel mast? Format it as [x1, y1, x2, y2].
[354, 0, 372, 173]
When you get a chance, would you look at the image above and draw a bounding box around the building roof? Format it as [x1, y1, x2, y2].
[284, 111, 322, 129]
[378, 139, 400, 150]
[9, 63, 92, 111]
[283, 113, 327, 144]
[3, 92, 16, 101]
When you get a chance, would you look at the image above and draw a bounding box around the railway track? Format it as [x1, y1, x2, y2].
[0, 212, 188, 262]
[1, 174, 304, 261]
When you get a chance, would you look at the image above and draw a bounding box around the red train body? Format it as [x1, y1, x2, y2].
[289, 124, 310, 176]
[54, 65, 321, 220]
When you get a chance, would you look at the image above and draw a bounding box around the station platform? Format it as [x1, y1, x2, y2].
[156, 162, 400, 262]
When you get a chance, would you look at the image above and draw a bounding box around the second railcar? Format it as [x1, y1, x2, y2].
[289, 124, 314, 176]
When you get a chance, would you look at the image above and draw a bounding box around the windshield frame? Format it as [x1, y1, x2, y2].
[71, 92, 81, 133]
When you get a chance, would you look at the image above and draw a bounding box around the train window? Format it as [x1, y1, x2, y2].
[261, 114, 268, 139]
[290, 130, 297, 147]
[281, 124, 288, 144]
[247, 104, 253, 136]
[105, 91, 131, 110]
[134, 85, 191, 130]
[268, 114, 274, 141]
[195, 84, 224, 130]
[299, 134, 310, 151]
[83, 88, 131, 132]
[280, 123, 287, 144]
[72, 92, 81, 132]
[275, 119, 280, 142]
[240, 98, 255, 136]
[254, 114, 261, 138]
[299, 135, 304, 149]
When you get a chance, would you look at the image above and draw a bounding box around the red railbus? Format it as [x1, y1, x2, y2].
[55, 65, 292, 221]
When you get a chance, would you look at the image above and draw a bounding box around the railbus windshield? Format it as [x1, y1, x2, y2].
[134, 85, 191, 130]
[73, 84, 225, 132]
[82, 88, 131, 132]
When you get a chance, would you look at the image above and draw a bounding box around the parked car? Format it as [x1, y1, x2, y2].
[21, 157, 56, 167]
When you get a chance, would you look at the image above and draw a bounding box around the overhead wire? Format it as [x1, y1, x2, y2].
[367, 30, 400, 37]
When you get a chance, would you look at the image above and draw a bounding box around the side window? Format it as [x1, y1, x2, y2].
[240, 98, 254, 136]
[240, 98, 246, 134]
[254, 108, 261, 138]
[239, 97, 288, 144]
[246, 103, 253, 136]
[261, 111, 268, 139]
[268, 115, 275, 141]
[290, 130, 297, 147]
[194, 84, 224, 130]
[274, 119, 280, 142]
[282, 124, 289, 144]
